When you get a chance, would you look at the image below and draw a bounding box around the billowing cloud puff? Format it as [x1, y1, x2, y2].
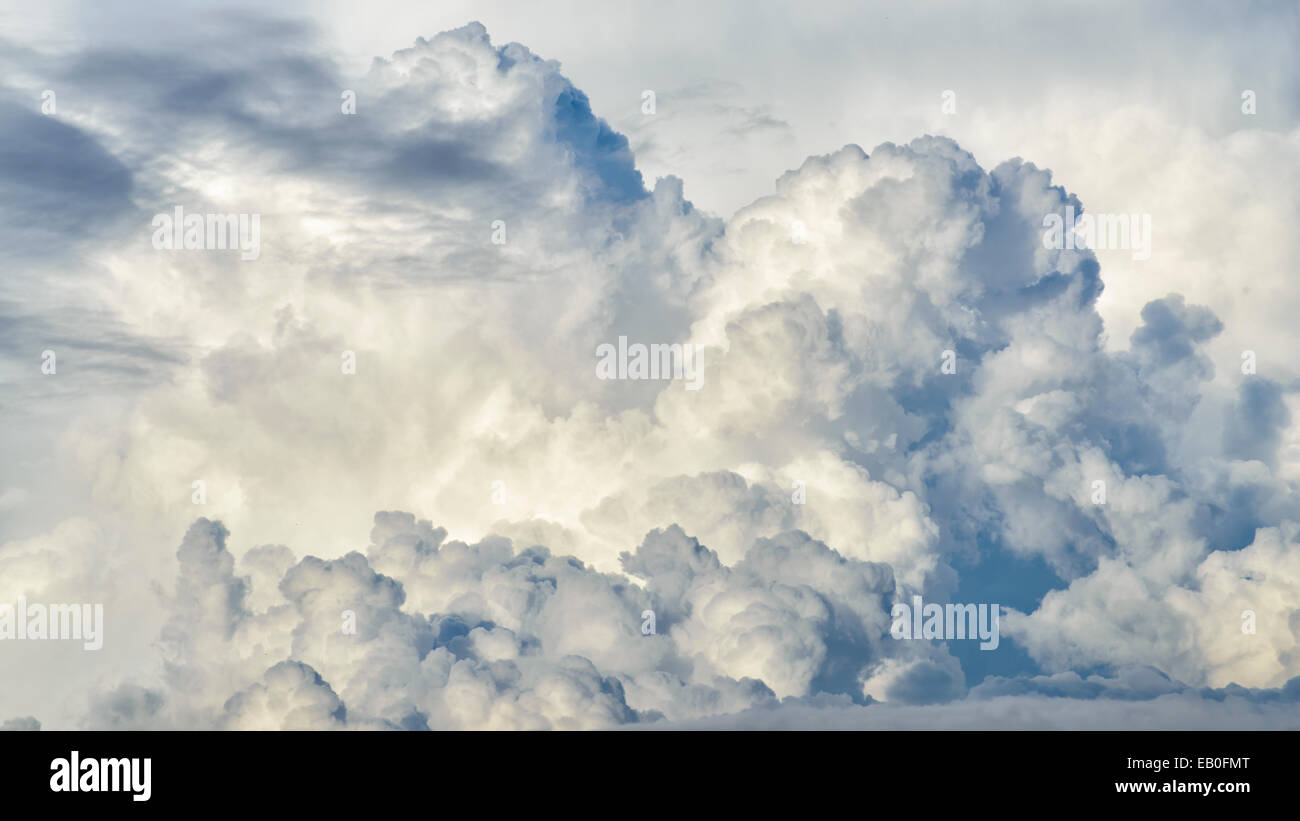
[118, 514, 939, 728]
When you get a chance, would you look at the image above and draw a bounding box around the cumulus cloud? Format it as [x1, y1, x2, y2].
[0, 14, 1297, 729]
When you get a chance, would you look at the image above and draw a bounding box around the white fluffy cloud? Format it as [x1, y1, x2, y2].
[1, 14, 1297, 729]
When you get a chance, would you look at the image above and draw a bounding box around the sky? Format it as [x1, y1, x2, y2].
[1, 0, 1299, 729]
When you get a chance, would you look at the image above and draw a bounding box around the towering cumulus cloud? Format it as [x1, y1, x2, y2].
[0, 21, 1297, 729]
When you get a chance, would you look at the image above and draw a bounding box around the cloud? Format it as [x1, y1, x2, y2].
[94, 512, 940, 728]
[0, 15, 1296, 729]
[658, 677, 1300, 730]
